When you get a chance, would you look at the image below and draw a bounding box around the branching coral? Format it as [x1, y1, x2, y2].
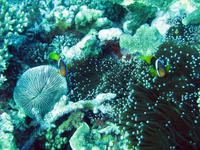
[0, 0, 32, 88]
[0, 0, 29, 43]
[42, 93, 116, 128]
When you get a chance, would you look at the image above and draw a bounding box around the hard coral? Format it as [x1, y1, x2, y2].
[13, 65, 68, 118]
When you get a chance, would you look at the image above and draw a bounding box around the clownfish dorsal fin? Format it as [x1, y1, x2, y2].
[166, 65, 172, 72]
[149, 67, 157, 77]
[139, 56, 154, 64]
[49, 52, 60, 61]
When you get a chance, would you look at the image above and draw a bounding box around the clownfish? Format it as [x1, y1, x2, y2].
[139, 56, 171, 77]
[49, 52, 68, 77]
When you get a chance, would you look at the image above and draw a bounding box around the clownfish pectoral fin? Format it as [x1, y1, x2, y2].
[149, 67, 157, 77]
[139, 56, 154, 64]
[166, 65, 172, 72]
[49, 52, 60, 61]
[66, 63, 71, 69]
[149, 66, 165, 77]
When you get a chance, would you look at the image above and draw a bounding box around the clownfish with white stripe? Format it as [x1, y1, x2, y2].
[49, 52, 68, 77]
[139, 56, 171, 77]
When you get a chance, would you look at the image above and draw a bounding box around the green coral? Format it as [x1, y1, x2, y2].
[52, 6, 76, 33]
[39, 128, 68, 150]
[134, 0, 175, 9]
[0, 113, 17, 150]
[62, 29, 101, 64]
[0, 0, 29, 87]
[120, 24, 163, 56]
[0, 0, 28, 42]
[69, 122, 117, 150]
[123, 2, 157, 34]
[182, 7, 200, 25]
[0, 44, 11, 88]
[75, 5, 112, 33]
[57, 111, 84, 134]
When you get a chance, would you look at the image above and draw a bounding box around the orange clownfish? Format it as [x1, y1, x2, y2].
[139, 56, 171, 77]
[49, 52, 68, 77]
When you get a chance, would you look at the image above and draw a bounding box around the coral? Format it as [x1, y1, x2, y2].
[0, 0, 30, 87]
[2, 0, 200, 150]
[120, 24, 163, 56]
[91, 17, 113, 31]
[13, 65, 68, 118]
[103, 2, 127, 22]
[53, 6, 76, 32]
[82, 0, 127, 23]
[69, 122, 116, 150]
[0, 0, 39, 88]
[75, 5, 112, 33]
[19, 42, 50, 66]
[50, 33, 83, 55]
[75, 5, 103, 30]
[122, 2, 157, 34]
[69, 122, 90, 150]
[62, 29, 101, 65]
[36, 127, 68, 150]
[0, 112, 17, 150]
[0, 45, 11, 88]
[57, 110, 85, 134]
[151, 0, 196, 36]
[33, 0, 78, 36]
[0, 0, 29, 43]
[44, 129, 68, 150]
[182, 7, 200, 25]
[134, 0, 175, 9]
[166, 17, 200, 49]
[98, 28, 122, 42]
[43, 93, 116, 128]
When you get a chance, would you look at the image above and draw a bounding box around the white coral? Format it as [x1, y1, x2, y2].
[43, 93, 116, 129]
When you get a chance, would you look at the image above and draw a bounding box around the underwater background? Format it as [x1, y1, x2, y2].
[0, 0, 200, 149]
